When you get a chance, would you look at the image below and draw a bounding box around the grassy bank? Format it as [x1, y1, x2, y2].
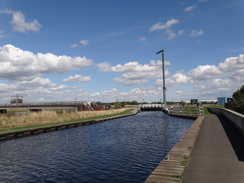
[0, 108, 133, 133]
[203, 104, 224, 114]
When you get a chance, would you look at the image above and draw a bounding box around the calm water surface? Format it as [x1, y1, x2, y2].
[0, 111, 194, 183]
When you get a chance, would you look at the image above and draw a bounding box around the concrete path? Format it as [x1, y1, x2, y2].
[182, 114, 244, 183]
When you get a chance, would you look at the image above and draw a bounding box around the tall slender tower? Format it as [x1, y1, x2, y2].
[156, 49, 166, 107]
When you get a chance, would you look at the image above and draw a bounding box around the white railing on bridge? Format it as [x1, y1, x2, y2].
[139, 104, 163, 109]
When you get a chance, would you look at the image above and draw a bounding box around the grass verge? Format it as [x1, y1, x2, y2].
[0, 108, 134, 134]
[203, 104, 224, 114]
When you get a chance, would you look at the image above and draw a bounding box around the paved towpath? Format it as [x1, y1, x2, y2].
[182, 114, 244, 183]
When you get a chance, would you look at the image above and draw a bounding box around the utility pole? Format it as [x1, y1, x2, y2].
[156, 49, 166, 107]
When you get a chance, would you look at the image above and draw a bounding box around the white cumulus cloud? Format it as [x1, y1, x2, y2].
[101, 60, 171, 86]
[70, 44, 78, 48]
[178, 30, 184, 35]
[150, 19, 179, 32]
[193, 78, 233, 96]
[188, 65, 222, 81]
[97, 62, 112, 72]
[153, 54, 244, 100]
[155, 72, 189, 87]
[184, 5, 197, 12]
[114, 76, 148, 86]
[166, 72, 190, 86]
[190, 30, 204, 37]
[230, 69, 244, 82]
[188, 54, 244, 82]
[150, 19, 182, 40]
[0, 9, 41, 33]
[112, 61, 156, 72]
[0, 44, 93, 81]
[17, 77, 57, 88]
[88, 87, 159, 102]
[80, 40, 89, 45]
[176, 91, 183, 94]
[63, 74, 91, 82]
[164, 29, 177, 40]
[218, 54, 244, 72]
[185, 54, 244, 99]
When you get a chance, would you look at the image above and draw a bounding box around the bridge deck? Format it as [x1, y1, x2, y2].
[182, 114, 244, 183]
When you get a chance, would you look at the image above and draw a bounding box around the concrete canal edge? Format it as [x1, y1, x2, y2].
[0, 108, 140, 141]
[145, 115, 205, 183]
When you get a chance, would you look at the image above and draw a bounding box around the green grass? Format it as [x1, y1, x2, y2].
[171, 174, 183, 182]
[172, 106, 200, 115]
[173, 104, 224, 115]
[203, 104, 224, 114]
[0, 109, 133, 134]
[187, 146, 192, 151]
[181, 155, 190, 166]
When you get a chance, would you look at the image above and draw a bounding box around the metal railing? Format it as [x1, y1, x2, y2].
[168, 106, 204, 116]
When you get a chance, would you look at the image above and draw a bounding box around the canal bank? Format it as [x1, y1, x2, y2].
[0, 108, 139, 141]
[145, 115, 204, 183]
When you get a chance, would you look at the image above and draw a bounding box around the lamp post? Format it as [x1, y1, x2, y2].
[156, 49, 166, 108]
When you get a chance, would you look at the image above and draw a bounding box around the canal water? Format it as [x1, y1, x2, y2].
[0, 111, 194, 183]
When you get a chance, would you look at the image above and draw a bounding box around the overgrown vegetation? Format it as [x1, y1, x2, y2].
[228, 85, 244, 114]
[0, 108, 131, 132]
[114, 101, 122, 109]
[187, 146, 192, 151]
[181, 155, 190, 166]
[171, 174, 183, 182]
[204, 104, 224, 114]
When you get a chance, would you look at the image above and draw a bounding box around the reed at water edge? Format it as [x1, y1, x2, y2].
[0, 108, 129, 130]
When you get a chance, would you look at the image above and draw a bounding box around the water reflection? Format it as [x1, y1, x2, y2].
[0, 111, 194, 183]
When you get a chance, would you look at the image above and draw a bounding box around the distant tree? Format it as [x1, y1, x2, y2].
[131, 100, 138, 105]
[121, 101, 126, 107]
[179, 100, 186, 106]
[232, 85, 244, 114]
[114, 101, 122, 109]
[96, 101, 102, 106]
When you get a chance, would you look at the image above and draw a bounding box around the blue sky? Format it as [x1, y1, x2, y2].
[0, 0, 244, 103]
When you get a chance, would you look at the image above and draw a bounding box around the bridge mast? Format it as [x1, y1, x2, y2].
[156, 49, 166, 107]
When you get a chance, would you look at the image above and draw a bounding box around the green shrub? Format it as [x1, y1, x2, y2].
[231, 85, 244, 114]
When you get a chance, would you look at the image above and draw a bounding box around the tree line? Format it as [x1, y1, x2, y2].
[227, 85, 244, 114]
